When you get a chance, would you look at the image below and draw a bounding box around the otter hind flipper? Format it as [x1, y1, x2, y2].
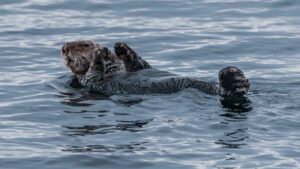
[114, 42, 151, 72]
[218, 66, 250, 97]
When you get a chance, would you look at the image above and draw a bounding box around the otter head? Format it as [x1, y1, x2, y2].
[61, 40, 114, 76]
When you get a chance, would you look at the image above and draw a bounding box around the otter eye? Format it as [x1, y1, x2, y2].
[83, 44, 90, 48]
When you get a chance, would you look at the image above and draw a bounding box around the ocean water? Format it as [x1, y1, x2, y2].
[0, 0, 300, 168]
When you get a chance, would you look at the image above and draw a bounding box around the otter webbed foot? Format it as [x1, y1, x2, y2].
[114, 42, 151, 72]
[218, 66, 250, 97]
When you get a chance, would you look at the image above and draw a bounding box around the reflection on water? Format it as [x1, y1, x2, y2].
[63, 119, 152, 136]
[58, 91, 145, 107]
[216, 96, 252, 149]
[1, 0, 300, 168]
[62, 106, 153, 153]
[57, 92, 108, 107]
[216, 128, 249, 149]
[62, 141, 148, 153]
[220, 96, 252, 121]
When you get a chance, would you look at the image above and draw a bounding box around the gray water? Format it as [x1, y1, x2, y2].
[0, 0, 300, 168]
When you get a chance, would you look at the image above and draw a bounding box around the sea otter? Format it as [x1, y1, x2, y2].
[61, 40, 250, 97]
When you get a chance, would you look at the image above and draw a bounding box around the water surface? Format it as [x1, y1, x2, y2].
[0, 0, 300, 168]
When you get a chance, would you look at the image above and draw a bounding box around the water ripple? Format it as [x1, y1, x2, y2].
[0, 0, 300, 168]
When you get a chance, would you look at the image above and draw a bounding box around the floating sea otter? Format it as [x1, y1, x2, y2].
[61, 40, 250, 97]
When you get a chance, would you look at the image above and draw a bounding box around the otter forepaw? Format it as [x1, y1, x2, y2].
[114, 42, 132, 58]
[90, 47, 107, 72]
[218, 66, 250, 97]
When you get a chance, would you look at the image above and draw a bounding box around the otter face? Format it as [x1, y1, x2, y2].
[61, 40, 110, 75]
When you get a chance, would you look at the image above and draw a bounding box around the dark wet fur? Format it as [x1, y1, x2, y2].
[114, 42, 151, 72]
[219, 66, 250, 96]
[63, 41, 250, 97]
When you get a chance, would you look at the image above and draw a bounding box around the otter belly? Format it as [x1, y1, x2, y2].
[82, 69, 218, 96]
[82, 69, 189, 95]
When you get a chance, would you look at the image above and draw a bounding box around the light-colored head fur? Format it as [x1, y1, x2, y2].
[61, 40, 122, 76]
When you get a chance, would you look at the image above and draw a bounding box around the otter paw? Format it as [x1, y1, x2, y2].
[114, 42, 131, 57]
[218, 66, 250, 97]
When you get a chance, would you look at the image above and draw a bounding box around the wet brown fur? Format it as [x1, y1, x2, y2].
[61, 40, 124, 76]
[61, 41, 250, 97]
